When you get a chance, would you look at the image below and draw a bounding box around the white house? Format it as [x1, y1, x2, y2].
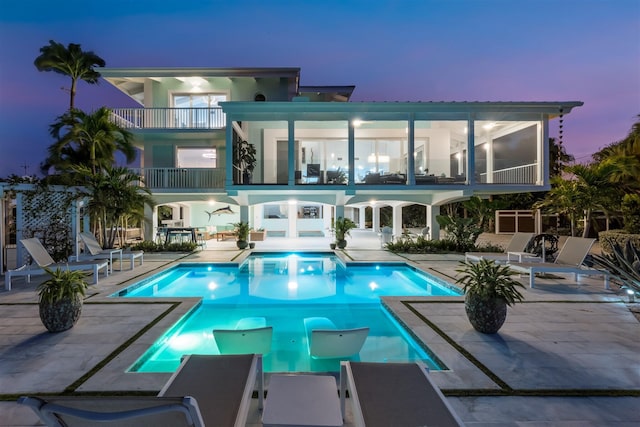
[99, 67, 582, 241]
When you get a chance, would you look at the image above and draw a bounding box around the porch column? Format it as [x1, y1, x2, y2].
[145, 205, 156, 241]
[240, 205, 249, 224]
[372, 205, 380, 232]
[427, 205, 440, 240]
[392, 205, 403, 237]
[467, 115, 476, 185]
[358, 206, 366, 229]
[407, 114, 415, 185]
[288, 202, 297, 238]
[335, 205, 345, 220]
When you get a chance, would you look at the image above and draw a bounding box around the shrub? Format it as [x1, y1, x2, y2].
[131, 240, 198, 252]
[621, 194, 640, 234]
[598, 230, 640, 254]
[436, 215, 482, 252]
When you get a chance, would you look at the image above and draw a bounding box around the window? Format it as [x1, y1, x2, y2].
[176, 148, 217, 168]
[173, 93, 227, 128]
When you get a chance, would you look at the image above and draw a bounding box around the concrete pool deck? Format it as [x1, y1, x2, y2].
[1, 231, 639, 426]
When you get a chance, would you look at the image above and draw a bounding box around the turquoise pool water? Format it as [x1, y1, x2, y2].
[117, 253, 461, 373]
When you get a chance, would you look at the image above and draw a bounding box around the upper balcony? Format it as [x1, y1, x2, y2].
[111, 107, 226, 130]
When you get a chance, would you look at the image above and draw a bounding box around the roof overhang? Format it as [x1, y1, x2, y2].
[220, 101, 583, 121]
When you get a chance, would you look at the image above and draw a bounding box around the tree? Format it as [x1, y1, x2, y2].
[34, 40, 106, 109]
[564, 162, 622, 237]
[534, 176, 582, 236]
[44, 107, 136, 176]
[78, 166, 154, 248]
[549, 137, 575, 177]
[463, 196, 506, 232]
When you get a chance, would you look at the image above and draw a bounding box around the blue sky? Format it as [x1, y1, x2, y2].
[1, 0, 638, 176]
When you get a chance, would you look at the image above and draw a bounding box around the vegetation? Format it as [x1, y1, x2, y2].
[463, 196, 506, 232]
[456, 259, 525, 307]
[43, 107, 136, 176]
[131, 240, 198, 252]
[234, 221, 251, 242]
[436, 215, 482, 252]
[32, 40, 151, 250]
[37, 267, 88, 305]
[535, 116, 640, 237]
[334, 217, 357, 242]
[591, 239, 640, 297]
[78, 166, 153, 248]
[34, 40, 105, 110]
[232, 137, 257, 183]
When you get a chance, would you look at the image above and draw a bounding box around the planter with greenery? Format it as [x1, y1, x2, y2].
[334, 217, 356, 249]
[37, 268, 89, 333]
[234, 221, 250, 249]
[232, 139, 256, 184]
[456, 259, 525, 334]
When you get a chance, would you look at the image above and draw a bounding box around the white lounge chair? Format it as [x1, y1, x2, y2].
[340, 361, 465, 427]
[465, 232, 535, 263]
[213, 317, 273, 355]
[17, 395, 205, 427]
[5, 238, 109, 291]
[76, 231, 143, 271]
[304, 317, 369, 359]
[508, 236, 609, 288]
[159, 354, 264, 427]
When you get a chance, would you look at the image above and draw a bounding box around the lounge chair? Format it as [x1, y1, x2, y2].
[17, 395, 205, 426]
[213, 317, 273, 355]
[465, 232, 535, 263]
[159, 354, 264, 427]
[304, 317, 369, 359]
[5, 238, 109, 291]
[76, 231, 143, 271]
[340, 361, 465, 427]
[508, 236, 609, 288]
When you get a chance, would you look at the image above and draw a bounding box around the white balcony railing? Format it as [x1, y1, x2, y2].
[479, 163, 538, 184]
[132, 168, 225, 189]
[111, 107, 226, 129]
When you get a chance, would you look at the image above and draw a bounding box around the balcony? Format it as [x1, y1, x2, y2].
[111, 107, 226, 129]
[478, 163, 538, 184]
[132, 168, 225, 190]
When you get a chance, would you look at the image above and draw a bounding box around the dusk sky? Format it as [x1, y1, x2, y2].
[1, 0, 638, 177]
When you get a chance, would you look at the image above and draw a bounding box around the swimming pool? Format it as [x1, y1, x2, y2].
[117, 253, 461, 373]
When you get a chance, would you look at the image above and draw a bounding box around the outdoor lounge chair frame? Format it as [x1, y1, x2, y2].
[465, 232, 535, 263]
[340, 360, 465, 427]
[19, 354, 263, 426]
[5, 238, 109, 291]
[17, 395, 205, 427]
[508, 236, 609, 288]
[75, 231, 144, 271]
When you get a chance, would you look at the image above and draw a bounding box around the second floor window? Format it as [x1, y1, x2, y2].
[177, 148, 217, 168]
[173, 94, 227, 128]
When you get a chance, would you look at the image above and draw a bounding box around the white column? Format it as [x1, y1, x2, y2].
[240, 205, 249, 223]
[335, 205, 345, 220]
[288, 202, 297, 238]
[146, 205, 157, 241]
[372, 205, 380, 232]
[427, 205, 440, 240]
[392, 205, 403, 236]
[359, 206, 366, 229]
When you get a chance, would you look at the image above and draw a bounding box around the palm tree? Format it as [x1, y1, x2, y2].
[565, 162, 622, 237]
[34, 40, 105, 109]
[78, 166, 154, 248]
[534, 176, 583, 236]
[45, 107, 136, 176]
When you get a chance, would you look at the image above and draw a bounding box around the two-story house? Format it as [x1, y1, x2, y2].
[100, 67, 582, 241]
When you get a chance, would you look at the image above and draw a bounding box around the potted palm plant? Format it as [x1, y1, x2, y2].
[37, 267, 89, 332]
[334, 217, 357, 249]
[232, 139, 256, 184]
[234, 221, 250, 249]
[456, 259, 525, 334]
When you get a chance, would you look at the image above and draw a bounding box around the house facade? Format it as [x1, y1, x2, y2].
[100, 67, 582, 241]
